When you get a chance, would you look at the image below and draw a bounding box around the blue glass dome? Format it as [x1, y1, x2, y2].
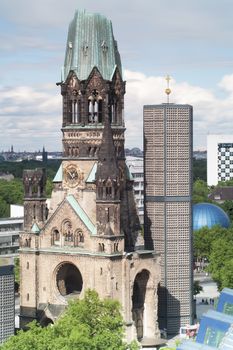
[193, 203, 230, 231]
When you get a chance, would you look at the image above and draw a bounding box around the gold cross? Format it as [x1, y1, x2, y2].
[165, 75, 172, 103]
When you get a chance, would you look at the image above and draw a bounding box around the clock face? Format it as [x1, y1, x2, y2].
[64, 165, 79, 187]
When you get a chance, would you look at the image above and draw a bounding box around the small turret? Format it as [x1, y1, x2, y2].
[23, 168, 47, 231]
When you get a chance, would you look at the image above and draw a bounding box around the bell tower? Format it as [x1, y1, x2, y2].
[20, 10, 161, 345]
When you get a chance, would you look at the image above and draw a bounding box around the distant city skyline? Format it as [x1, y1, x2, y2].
[1, 1, 233, 151]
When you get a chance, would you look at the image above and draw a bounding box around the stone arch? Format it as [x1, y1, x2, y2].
[132, 269, 150, 340]
[56, 262, 83, 298]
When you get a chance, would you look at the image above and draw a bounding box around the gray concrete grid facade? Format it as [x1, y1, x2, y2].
[0, 265, 15, 344]
[144, 104, 193, 334]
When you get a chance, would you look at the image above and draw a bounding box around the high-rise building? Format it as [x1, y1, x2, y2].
[0, 262, 15, 344]
[0, 205, 23, 258]
[126, 156, 144, 223]
[19, 10, 161, 345]
[144, 103, 193, 334]
[207, 134, 233, 186]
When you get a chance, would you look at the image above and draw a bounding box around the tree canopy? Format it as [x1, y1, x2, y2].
[193, 225, 233, 291]
[1, 290, 139, 350]
[193, 158, 206, 182]
[208, 235, 233, 290]
[0, 160, 61, 218]
[193, 179, 210, 204]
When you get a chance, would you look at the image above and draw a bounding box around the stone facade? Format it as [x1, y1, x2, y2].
[19, 10, 161, 344]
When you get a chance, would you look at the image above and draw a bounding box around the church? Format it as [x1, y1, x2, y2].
[19, 10, 161, 344]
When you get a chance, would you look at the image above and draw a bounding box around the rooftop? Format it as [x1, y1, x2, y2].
[63, 10, 122, 81]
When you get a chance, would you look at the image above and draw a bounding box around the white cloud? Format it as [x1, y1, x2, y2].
[124, 70, 233, 150]
[0, 85, 61, 151]
[1, 71, 233, 152]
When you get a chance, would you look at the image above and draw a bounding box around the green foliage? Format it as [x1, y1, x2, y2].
[193, 158, 207, 182]
[0, 160, 61, 179]
[1, 290, 139, 350]
[0, 179, 24, 217]
[0, 160, 61, 217]
[193, 180, 210, 204]
[193, 225, 227, 260]
[217, 180, 233, 187]
[193, 226, 233, 294]
[208, 235, 233, 290]
[220, 200, 233, 222]
[193, 225, 233, 291]
[220, 259, 233, 290]
[0, 197, 8, 217]
[193, 280, 203, 296]
[46, 178, 53, 197]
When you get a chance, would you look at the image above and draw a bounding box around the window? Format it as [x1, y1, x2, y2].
[62, 220, 73, 243]
[99, 243, 105, 252]
[52, 229, 60, 245]
[88, 91, 102, 123]
[79, 232, 84, 243]
[204, 327, 225, 348]
[114, 243, 119, 252]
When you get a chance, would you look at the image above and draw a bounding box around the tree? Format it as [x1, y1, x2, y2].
[193, 225, 228, 261]
[221, 259, 233, 290]
[0, 197, 8, 217]
[220, 200, 233, 222]
[208, 237, 233, 290]
[193, 158, 207, 182]
[193, 280, 203, 296]
[193, 180, 210, 204]
[1, 290, 139, 350]
[0, 179, 23, 218]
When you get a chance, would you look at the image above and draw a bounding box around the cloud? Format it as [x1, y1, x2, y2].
[1, 70, 233, 152]
[0, 85, 61, 151]
[124, 70, 233, 150]
[0, 33, 63, 53]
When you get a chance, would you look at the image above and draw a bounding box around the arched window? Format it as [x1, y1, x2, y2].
[62, 220, 73, 244]
[98, 243, 105, 252]
[25, 238, 31, 248]
[52, 229, 60, 246]
[114, 243, 119, 252]
[88, 93, 102, 123]
[69, 98, 81, 125]
[74, 230, 84, 247]
[105, 179, 113, 199]
[79, 232, 84, 243]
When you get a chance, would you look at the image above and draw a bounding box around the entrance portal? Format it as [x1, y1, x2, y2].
[132, 269, 150, 340]
[56, 263, 83, 297]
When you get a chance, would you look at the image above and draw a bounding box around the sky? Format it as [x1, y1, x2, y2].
[1, 0, 233, 151]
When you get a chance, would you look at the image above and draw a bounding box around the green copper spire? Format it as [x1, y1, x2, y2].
[62, 10, 122, 81]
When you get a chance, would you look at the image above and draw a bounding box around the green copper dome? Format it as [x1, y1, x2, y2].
[62, 10, 122, 81]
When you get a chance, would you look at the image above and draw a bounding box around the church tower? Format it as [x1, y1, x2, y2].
[20, 10, 161, 344]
